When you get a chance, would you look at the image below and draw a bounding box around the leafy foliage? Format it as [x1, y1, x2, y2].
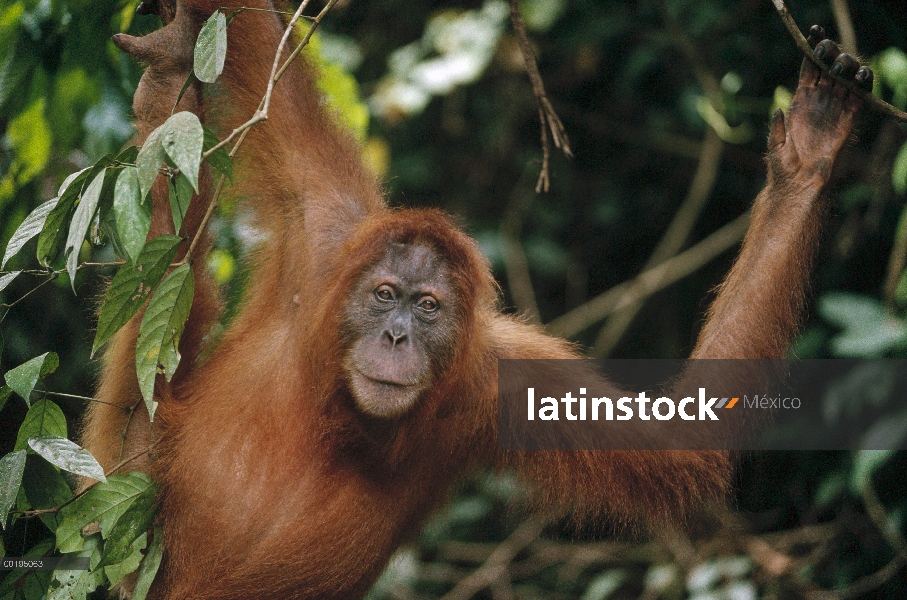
[0, 0, 905, 598]
[135, 263, 194, 418]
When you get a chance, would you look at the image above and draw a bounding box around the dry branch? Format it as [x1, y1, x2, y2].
[508, 0, 572, 193]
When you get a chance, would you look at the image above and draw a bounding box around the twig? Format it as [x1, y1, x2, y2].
[883, 202, 907, 305]
[508, 0, 572, 193]
[0, 272, 57, 314]
[837, 484, 907, 600]
[547, 212, 750, 338]
[861, 480, 907, 560]
[118, 401, 142, 461]
[829, 0, 857, 55]
[439, 516, 548, 600]
[186, 0, 337, 263]
[838, 556, 906, 599]
[769, 0, 907, 122]
[14, 446, 154, 518]
[40, 390, 131, 409]
[274, 0, 340, 82]
[592, 112, 724, 356]
[201, 0, 317, 160]
[219, 6, 315, 20]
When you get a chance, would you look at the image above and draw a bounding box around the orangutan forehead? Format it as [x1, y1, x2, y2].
[363, 243, 451, 290]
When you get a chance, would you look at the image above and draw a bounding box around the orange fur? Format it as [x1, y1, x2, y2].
[80, 2, 867, 598]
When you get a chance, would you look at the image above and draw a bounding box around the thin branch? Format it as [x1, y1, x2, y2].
[14, 446, 154, 518]
[829, 0, 857, 55]
[547, 213, 750, 338]
[0, 273, 57, 316]
[188, 0, 337, 262]
[200, 0, 314, 159]
[592, 103, 724, 356]
[883, 202, 907, 305]
[118, 402, 141, 462]
[201, 105, 265, 159]
[770, 0, 907, 122]
[838, 556, 907, 599]
[274, 0, 341, 82]
[508, 0, 572, 193]
[219, 6, 315, 20]
[862, 480, 907, 560]
[40, 390, 131, 410]
[439, 516, 548, 600]
[78, 261, 126, 268]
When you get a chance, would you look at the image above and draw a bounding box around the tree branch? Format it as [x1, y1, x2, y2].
[439, 516, 548, 600]
[185, 0, 338, 263]
[547, 213, 750, 339]
[508, 0, 572, 193]
[829, 0, 857, 55]
[770, 0, 907, 122]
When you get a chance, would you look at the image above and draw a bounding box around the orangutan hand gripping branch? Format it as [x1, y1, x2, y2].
[79, 1, 872, 597]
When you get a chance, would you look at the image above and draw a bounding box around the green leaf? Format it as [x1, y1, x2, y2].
[202, 125, 232, 180]
[859, 409, 907, 452]
[37, 159, 113, 268]
[4, 352, 59, 405]
[893, 141, 907, 196]
[814, 472, 846, 509]
[56, 472, 154, 553]
[819, 292, 907, 357]
[173, 72, 195, 115]
[136, 264, 194, 419]
[104, 531, 147, 587]
[850, 449, 894, 493]
[22, 454, 73, 530]
[0, 98, 51, 202]
[194, 10, 227, 83]
[97, 484, 156, 569]
[58, 168, 91, 198]
[27, 436, 106, 483]
[0, 271, 19, 293]
[168, 174, 194, 233]
[99, 210, 132, 264]
[92, 235, 183, 356]
[47, 535, 104, 600]
[1, 198, 57, 269]
[113, 166, 151, 262]
[0, 450, 26, 529]
[65, 169, 107, 291]
[14, 399, 67, 451]
[37, 193, 78, 268]
[116, 145, 139, 165]
[132, 526, 163, 600]
[161, 111, 203, 193]
[136, 127, 165, 202]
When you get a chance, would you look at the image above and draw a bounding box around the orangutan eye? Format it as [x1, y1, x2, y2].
[375, 286, 394, 302]
[417, 296, 439, 312]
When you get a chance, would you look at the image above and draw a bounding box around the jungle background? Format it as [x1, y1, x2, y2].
[1, 0, 907, 598]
